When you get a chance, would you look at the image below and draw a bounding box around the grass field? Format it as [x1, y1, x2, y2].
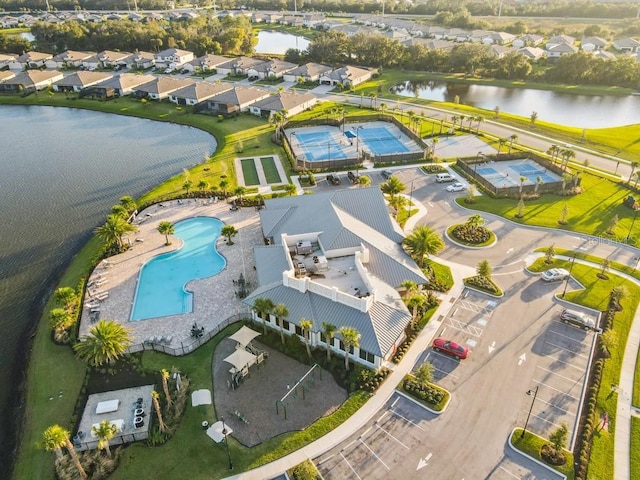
[241, 158, 260, 186]
[510, 429, 575, 480]
[260, 156, 282, 184]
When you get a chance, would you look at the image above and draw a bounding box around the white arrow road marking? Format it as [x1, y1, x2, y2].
[506, 247, 514, 254]
[417, 453, 433, 470]
[518, 353, 527, 366]
[488, 341, 496, 354]
[428, 201, 434, 207]
[444, 201, 450, 207]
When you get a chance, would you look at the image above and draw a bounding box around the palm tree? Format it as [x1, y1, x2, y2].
[92, 420, 118, 458]
[389, 195, 408, 219]
[497, 138, 506, 155]
[272, 303, 289, 344]
[283, 183, 297, 196]
[534, 176, 543, 193]
[95, 214, 137, 251]
[338, 326, 360, 371]
[399, 279, 418, 297]
[560, 148, 575, 171]
[321, 322, 336, 361]
[252, 297, 275, 334]
[299, 318, 314, 359]
[120, 195, 137, 215]
[407, 294, 426, 328]
[466, 214, 485, 233]
[547, 144, 561, 164]
[41, 425, 87, 478]
[74, 319, 132, 367]
[451, 115, 459, 131]
[157, 221, 174, 246]
[508, 134, 518, 154]
[54, 287, 77, 312]
[197, 180, 209, 193]
[380, 102, 387, 117]
[628, 161, 640, 184]
[182, 180, 193, 195]
[475, 115, 484, 133]
[233, 186, 246, 201]
[151, 390, 167, 433]
[50, 308, 73, 332]
[403, 225, 445, 267]
[161, 368, 172, 406]
[357, 175, 371, 188]
[380, 176, 406, 199]
[221, 225, 238, 245]
[519, 175, 527, 196]
[111, 204, 128, 218]
[219, 179, 229, 197]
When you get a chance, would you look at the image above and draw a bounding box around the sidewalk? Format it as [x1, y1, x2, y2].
[223, 262, 473, 480]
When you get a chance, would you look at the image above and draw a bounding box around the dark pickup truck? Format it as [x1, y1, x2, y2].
[347, 171, 359, 184]
[327, 174, 341, 185]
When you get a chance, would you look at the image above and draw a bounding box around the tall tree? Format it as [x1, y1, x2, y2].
[74, 319, 132, 367]
[273, 303, 289, 344]
[221, 225, 238, 245]
[252, 297, 275, 334]
[161, 368, 172, 406]
[157, 221, 175, 246]
[151, 390, 166, 433]
[92, 420, 118, 458]
[338, 326, 361, 371]
[41, 425, 87, 478]
[508, 134, 518, 154]
[380, 176, 406, 199]
[321, 322, 336, 361]
[403, 225, 445, 267]
[299, 318, 314, 360]
[54, 287, 77, 313]
[466, 214, 485, 233]
[95, 214, 137, 251]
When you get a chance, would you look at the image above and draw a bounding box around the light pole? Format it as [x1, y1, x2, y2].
[355, 126, 364, 176]
[627, 207, 639, 243]
[327, 141, 332, 171]
[408, 181, 414, 215]
[521, 386, 539, 439]
[561, 254, 576, 298]
[221, 417, 233, 470]
[474, 151, 483, 175]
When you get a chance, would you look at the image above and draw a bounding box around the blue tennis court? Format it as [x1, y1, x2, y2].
[293, 131, 347, 162]
[357, 127, 410, 155]
[476, 159, 561, 189]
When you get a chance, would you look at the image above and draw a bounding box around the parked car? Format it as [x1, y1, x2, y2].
[326, 174, 341, 186]
[381, 169, 393, 179]
[432, 338, 469, 359]
[435, 173, 456, 183]
[540, 268, 570, 282]
[560, 308, 598, 331]
[624, 195, 638, 209]
[446, 182, 466, 192]
[347, 171, 359, 184]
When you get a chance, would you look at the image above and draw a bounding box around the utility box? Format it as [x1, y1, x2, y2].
[296, 241, 313, 255]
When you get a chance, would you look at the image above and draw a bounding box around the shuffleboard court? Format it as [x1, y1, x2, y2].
[260, 156, 282, 184]
[241, 158, 260, 186]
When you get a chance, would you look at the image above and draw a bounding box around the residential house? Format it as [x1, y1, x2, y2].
[105, 13, 123, 21]
[1, 16, 19, 28]
[518, 47, 546, 61]
[512, 34, 544, 49]
[154, 48, 195, 69]
[546, 42, 579, 59]
[169, 81, 233, 106]
[303, 14, 325, 29]
[145, 12, 164, 22]
[0, 69, 63, 93]
[0, 70, 16, 83]
[52, 71, 114, 92]
[469, 30, 493, 43]
[200, 86, 271, 115]
[10, 51, 54, 70]
[319, 65, 375, 88]
[182, 54, 229, 73]
[443, 28, 468, 41]
[131, 51, 156, 69]
[412, 25, 445, 39]
[128, 12, 144, 22]
[382, 29, 411, 43]
[243, 188, 427, 369]
[282, 63, 333, 83]
[132, 77, 196, 100]
[280, 15, 304, 27]
[17, 14, 37, 27]
[0, 53, 17, 69]
[546, 35, 575, 50]
[246, 59, 298, 80]
[98, 51, 134, 68]
[613, 38, 640, 53]
[91, 73, 156, 97]
[592, 50, 616, 60]
[581, 36, 608, 52]
[487, 44, 512, 59]
[216, 56, 267, 77]
[45, 50, 95, 69]
[249, 91, 317, 118]
[483, 32, 516, 45]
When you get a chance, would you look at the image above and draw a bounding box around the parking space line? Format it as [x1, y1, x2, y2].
[339, 451, 363, 480]
[374, 423, 410, 450]
[537, 366, 585, 383]
[431, 363, 461, 379]
[498, 465, 520, 479]
[389, 408, 426, 431]
[445, 319, 483, 337]
[534, 379, 580, 401]
[541, 352, 587, 371]
[456, 300, 495, 315]
[544, 340, 589, 359]
[548, 329, 591, 344]
[359, 439, 390, 470]
[535, 397, 576, 416]
[528, 411, 564, 429]
[377, 411, 388, 424]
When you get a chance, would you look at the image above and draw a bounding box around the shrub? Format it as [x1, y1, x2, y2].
[464, 275, 501, 295]
[451, 224, 491, 244]
[403, 378, 444, 405]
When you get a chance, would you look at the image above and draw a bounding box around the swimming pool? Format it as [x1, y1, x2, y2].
[131, 217, 226, 321]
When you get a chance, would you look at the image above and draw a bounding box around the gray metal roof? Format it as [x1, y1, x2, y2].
[253, 245, 289, 286]
[243, 284, 410, 357]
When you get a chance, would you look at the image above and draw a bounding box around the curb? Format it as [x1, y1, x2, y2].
[507, 429, 568, 480]
[395, 387, 450, 415]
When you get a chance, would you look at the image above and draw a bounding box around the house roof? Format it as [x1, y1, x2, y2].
[547, 35, 575, 46]
[170, 81, 234, 102]
[198, 54, 230, 68]
[324, 65, 372, 81]
[99, 50, 133, 62]
[0, 70, 16, 82]
[285, 62, 333, 78]
[254, 245, 289, 286]
[547, 43, 579, 54]
[53, 71, 114, 87]
[251, 91, 316, 112]
[134, 77, 195, 95]
[518, 47, 545, 59]
[53, 50, 95, 62]
[156, 48, 193, 58]
[207, 86, 270, 105]
[250, 59, 298, 74]
[613, 38, 640, 48]
[4, 69, 62, 86]
[95, 73, 155, 90]
[17, 51, 53, 62]
[581, 36, 608, 47]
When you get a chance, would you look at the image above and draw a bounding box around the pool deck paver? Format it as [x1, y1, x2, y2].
[79, 199, 262, 350]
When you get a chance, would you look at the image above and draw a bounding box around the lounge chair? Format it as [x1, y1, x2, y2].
[90, 307, 100, 313]
[162, 335, 173, 345]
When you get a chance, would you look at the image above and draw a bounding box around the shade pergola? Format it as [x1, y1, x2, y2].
[228, 326, 261, 348]
[223, 348, 257, 372]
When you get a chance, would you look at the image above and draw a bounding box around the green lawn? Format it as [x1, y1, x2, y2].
[510, 429, 575, 480]
[425, 259, 454, 292]
[528, 254, 640, 480]
[260, 156, 283, 184]
[240, 158, 260, 186]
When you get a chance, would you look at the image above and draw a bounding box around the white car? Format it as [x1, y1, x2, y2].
[446, 182, 466, 192]
[541, 268, 570, 282]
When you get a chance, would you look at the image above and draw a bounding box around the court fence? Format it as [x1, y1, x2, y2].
[74, 431, 150, 452]
[456, 153, 569, 198]
[125, 313, 250, 357]
[283, 114, 429, 171]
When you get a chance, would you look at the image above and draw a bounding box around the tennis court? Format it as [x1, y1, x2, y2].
[241, 158, 260, 186]
[292, 131, 348, 162]
[476, 159, 561, 189]
[356, 127, 410, 155]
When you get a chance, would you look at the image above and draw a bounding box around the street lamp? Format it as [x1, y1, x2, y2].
[221, 417, 233, 470]
[474, 151, 484, 175]
[627, 207, 639, 243]
[561, 254, 576, 298]
[521, 386, 539, 439]
[355, 126, 364, 176]
[327, 141, 332, 171]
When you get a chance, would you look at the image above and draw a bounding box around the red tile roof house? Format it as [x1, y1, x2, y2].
[132, 77, 196, 100]
[248, 91, 317, 118]
[52, 71, 115, 93]
[0, 69, 63, 93]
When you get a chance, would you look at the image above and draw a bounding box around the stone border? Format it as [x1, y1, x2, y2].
[395, 386, 451, 415]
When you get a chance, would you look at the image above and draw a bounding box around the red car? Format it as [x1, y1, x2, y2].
[432, 338, 469, 360]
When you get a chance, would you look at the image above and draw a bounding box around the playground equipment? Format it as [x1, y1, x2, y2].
[276, 363, 322, 420]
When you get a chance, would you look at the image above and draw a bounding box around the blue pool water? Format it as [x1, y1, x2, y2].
[294, 131, 347, 162]
[358, 127, 410, 155]
[131, 217, 226, 321]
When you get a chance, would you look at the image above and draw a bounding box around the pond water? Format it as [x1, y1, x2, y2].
[390, 80, 640, 128]
[0, 105, 216, 477]
[255, 30, 311, 55]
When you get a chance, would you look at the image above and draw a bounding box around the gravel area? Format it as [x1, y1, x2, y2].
[212, 337, 348, 447]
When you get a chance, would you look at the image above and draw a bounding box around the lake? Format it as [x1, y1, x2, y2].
[0, 105, 216, 477]
[390, 80, 640, 128]
[255, 30, 311, 55]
